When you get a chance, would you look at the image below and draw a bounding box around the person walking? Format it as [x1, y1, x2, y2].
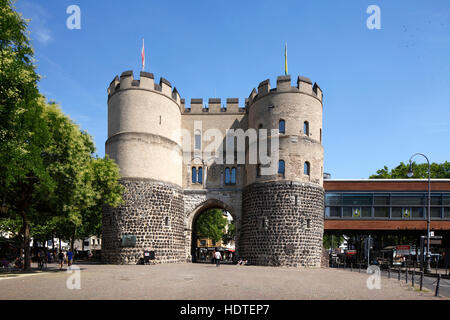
[58, 251, 65, 270]
[67, 249, 74, 267]
[214, 249, 222, 267]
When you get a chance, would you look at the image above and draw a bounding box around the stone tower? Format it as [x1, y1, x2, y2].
[240, 75, 324, 267]
[102, 71, 186, 264]
[102, 70, 324, 267]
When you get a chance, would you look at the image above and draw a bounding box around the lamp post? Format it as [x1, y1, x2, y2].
[407, 153, 431, 273]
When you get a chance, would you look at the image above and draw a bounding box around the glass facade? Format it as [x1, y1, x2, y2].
[324, 192, 450, 220]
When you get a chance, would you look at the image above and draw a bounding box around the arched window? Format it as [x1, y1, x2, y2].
[303, 121, 309, 136]
[304, 161, 310, 175]
[278, 160, 285, 176]
[197, 167, 203, 184]
[225, 167, 230, 184]
[279, 119, 285, 134]
[192, 167, 197, 183]
[231, 167, 236, 184]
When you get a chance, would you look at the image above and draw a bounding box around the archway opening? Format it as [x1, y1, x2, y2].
[191, 207, 235, 264]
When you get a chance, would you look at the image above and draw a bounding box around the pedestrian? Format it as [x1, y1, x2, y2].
[58, 251, 65, 270]
[67, 249, 74, 267]
[214, 249, 222, 267]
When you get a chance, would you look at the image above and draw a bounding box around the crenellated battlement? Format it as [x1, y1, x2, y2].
[182, 97, 246, 114]
[108, 70, 181, 105]
[247, 75, 323, 106]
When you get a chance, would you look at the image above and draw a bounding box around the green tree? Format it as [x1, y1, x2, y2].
[0, 1, 124, 268]
[369, 161, 450, 179]
[0, 0, 52, 269]
[195, 209, 227, 243]
[222, 220, 235, 245]
[74, 156, 124, 243]
[323, 234, 345, 249]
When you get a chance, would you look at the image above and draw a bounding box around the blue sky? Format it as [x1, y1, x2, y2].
[15, 0, 450, 179]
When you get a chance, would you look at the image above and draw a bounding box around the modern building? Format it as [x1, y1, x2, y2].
[323, 179, 450, 264]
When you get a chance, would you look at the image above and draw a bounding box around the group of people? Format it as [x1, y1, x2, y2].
[36, 248, 74, 270]
[212, 249, 248, 267]
[0, 256, 23, 270]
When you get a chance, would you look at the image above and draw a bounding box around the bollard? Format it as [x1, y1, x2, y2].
[435, 274, 441, 297]
[344, 262, 346, 269]
[351, 263, 353, 272]
[398, 268, 401, 281]
[359, 264, 361, 273]
[406, 269, 408, 284]
[388, 267, 391, 279]
[420, 271, 424, 291]
[412, 270, 415, 287]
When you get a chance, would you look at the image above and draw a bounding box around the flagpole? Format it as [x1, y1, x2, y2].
[284, 42, 288, 76]
[142, 38, 145, 72]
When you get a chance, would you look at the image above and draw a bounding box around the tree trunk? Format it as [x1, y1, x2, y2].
[51, 232, 55, 254]
[22, 214, 31, 270]
[70, 227, 75, 252]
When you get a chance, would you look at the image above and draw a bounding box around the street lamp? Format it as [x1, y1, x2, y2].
[407, 153, 431, 273]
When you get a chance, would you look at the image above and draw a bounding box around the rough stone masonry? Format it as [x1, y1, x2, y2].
[103, 71, 325, 267]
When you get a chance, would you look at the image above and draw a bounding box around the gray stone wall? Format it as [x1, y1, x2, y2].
[240, 181, 324, 267]
[102, 178, 185, 264]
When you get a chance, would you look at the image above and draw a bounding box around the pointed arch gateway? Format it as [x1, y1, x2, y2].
[186, 198, 238, 263]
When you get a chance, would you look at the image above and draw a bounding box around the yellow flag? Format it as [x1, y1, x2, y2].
[284, 42, 288, 75]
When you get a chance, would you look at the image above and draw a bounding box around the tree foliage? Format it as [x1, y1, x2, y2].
[0, 1, 124, 268]
[222, 220, 235, 245]
[369, 161, 450, 179]
[195, 209, 228, 243]
[323, 234, 345, 249]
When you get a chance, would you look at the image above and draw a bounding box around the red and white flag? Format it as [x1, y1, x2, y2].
[141, 38, 145, 71]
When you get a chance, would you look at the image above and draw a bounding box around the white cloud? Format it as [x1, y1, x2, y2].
[17, 1, 53, 45]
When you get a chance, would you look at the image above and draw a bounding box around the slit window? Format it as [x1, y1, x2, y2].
[279, 119, 285, 134]
[303, 121, 309, 136]
[278, 160, 285, 176]
[192, 167, 197, 183]
[304, 162, 310, 176]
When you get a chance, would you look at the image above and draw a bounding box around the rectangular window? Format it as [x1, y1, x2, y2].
[374, 207, 389, 218]
[444, 207, 450, 219]
[342, 194, 372, 206]
[431, 194, 442, 206]
[325, 193, 342, 206]
[443, 194, 450, 206]
[412, 207, 423, 218]
[361, 207, 371, 218]
[391, 207, 402, 218]
[325, 207, 341, 217]
[425, 207, 442, 218]
[391, 193, 424, 206]
[343, 207, 352, 218]
[374, 194, 389, 205]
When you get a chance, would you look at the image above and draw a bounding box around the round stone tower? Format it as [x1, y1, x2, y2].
[102, 70, 185, 264]
[240, 75, 324, 267]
